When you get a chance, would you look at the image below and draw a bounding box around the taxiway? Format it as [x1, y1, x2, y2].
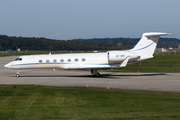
[1, 56, 180, 93]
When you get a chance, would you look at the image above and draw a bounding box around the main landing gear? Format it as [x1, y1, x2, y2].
[91, 69, 100, 77]
[16, 70, 21, 78]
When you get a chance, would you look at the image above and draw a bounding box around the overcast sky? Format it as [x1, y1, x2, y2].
[0, 0, 179, 40]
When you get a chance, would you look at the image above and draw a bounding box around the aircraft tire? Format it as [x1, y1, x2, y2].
[16, 74, 20, 78]
[95, 72, 100, 77]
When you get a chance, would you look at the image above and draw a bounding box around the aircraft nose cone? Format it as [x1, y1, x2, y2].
[4, 63, 13, 68]
[4, 64, 9, 68]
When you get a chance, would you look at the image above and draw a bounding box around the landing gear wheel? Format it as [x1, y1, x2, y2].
[16, 74, 20, 78]
[16, 70, 21, 78]
[95, 72, 100, 77]
[91, 69, 101, 77]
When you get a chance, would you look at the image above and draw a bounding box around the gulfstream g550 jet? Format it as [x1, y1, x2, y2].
[4, 32, 172, 77]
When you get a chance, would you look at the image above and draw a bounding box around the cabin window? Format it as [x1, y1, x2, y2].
[121, 55, 125, 57]
[82, 58, 86, 62]
[116, 55, 119, 57]
[46, 59, 50, 63]
[74, 58, 78, 62]
[39, 60, 42, 63]
[67, 59, 71, 62]
[53, 59, 57, 62]
[60, 59, 64, 62]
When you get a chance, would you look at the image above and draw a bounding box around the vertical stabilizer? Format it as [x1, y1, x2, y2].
[132, 32, 172, 60]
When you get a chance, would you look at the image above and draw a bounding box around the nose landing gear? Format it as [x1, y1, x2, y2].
[16, 74, 20, 78]
[16, 70, 21, 78]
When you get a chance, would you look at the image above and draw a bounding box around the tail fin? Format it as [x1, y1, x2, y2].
[132, 32, 173, 60]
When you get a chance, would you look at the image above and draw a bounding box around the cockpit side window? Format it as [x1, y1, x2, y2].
[14, 58, 22, 61]
[15, 58, 19, 61]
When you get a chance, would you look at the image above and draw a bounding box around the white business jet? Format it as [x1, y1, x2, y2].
[4, 32, 172, 77]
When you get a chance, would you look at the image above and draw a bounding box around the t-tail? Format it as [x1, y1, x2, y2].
[131, 32, 173, 60]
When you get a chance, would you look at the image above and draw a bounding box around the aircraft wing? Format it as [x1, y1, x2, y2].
[66, 66, 117, 70]
[119, 56, 130, 67]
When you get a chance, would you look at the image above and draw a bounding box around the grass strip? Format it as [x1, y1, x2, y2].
[108, 52, 180, 73]
[0, 85, 180, 119]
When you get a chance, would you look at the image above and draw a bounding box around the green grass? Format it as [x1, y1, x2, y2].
[0, 85, 180, 119]
[108, 52, 180, 73]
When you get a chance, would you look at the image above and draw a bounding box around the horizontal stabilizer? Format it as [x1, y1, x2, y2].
[119, 56, 130, 67]
[143, 32, 173, 37]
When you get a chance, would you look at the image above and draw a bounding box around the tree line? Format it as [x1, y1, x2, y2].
[0, 34, 179, 51]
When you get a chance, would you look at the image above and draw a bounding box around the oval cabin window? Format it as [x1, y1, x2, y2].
[60, 59, 64, 62]
[74, 58, 78, 62]
[82, 58, 86, 62]
[53, 59, 57, 62]
[39, 60, 42, 63]
[46, 59, 50, 63]
[67, 59, 71, 62]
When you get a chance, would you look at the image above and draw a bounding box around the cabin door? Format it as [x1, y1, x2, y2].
[29, 57, 35, 67]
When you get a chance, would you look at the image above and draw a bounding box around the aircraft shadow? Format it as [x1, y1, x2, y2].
[14, 73, 166, 78]
[111, 73, 166, 76]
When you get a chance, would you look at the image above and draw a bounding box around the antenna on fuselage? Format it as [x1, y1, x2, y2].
[49, 52, 51, 55]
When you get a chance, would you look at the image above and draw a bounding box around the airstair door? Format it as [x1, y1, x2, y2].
[29, 57, 35, 67]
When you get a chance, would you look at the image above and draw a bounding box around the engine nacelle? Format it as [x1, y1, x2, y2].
[107, 51, 139, 63]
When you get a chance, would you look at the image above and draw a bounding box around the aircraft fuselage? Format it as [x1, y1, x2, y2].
[4, 50, 139, 70]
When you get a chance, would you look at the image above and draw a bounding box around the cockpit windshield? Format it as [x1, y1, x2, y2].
[14, 58, 22, 61]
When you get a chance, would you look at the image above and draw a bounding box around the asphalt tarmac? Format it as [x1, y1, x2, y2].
[1, 56, 180, 93]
